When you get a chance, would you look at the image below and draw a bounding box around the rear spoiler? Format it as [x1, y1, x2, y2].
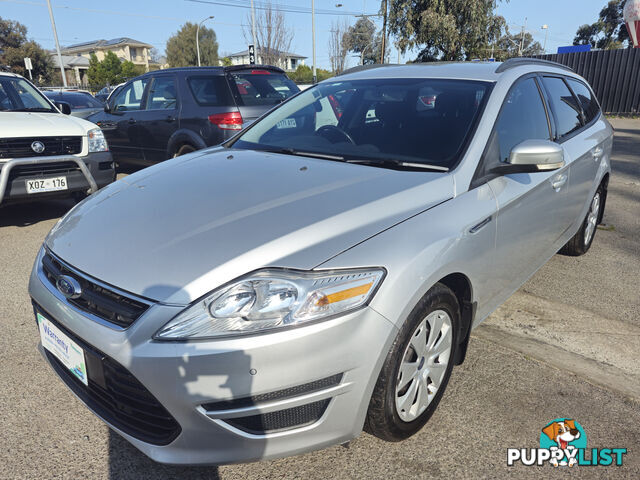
[224, 64, 286, 74]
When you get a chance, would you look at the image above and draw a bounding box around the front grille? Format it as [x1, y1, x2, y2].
[42, 252, 150, 328]
[202, 374, 343, 411]
[8, 161, 80, 180]
[0, 136, 82, 159]
[36, 305, 181, 445]
[225, 400, 331, 434]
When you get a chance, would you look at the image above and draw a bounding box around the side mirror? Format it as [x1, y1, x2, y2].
[55, 101, 72, 115]
[103, 102, 111, 113]
[491, 139, 564, 174]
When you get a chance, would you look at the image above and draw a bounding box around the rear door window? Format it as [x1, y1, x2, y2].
[229, 71, 299, 106]
[566, 78, 600, 124]
[542, 77, 583, 139]
[187, 76, 233, 106]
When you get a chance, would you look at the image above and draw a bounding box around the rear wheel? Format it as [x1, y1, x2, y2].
[173, 144, 196, 157]
[560, 185, 603, 256]
[365, 283, 459, 441]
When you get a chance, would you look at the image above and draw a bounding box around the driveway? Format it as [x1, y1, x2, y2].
[0, 119, 638, 479]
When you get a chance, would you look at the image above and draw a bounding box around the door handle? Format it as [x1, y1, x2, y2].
[165, 116, 176, 122]
[128, 118, 137, 125]
[592, 146, 604, 160]
[551, 173, 568, 190]
[469, 216, 492, 234]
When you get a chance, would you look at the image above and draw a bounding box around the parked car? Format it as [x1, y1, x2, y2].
[0, 72, 115, 206]
[87, 65, 300, 166]
[29, 59, 611, 465]
[43, 90, 104, 119]
[94, 85, 116, 104]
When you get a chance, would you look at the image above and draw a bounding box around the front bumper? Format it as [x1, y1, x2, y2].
[28, 249, 397, 465]
[0, 152, 115, 206]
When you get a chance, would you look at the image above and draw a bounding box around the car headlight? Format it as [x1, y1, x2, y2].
[88, 128, 108, 152]
[155, 268, 385, 340]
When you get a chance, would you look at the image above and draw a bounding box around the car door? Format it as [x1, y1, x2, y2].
[99, 77, 150, 165]
[136, 74, 180, 164]
[543, 76, 605, 233]
[479, 76, 570, 303]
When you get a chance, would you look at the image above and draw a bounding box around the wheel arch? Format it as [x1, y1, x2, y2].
[166, 129, 207, 158]
[437, 272, 475, 366]
[597, 172, 609, 224]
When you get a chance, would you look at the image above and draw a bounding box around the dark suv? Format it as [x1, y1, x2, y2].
[88, 65, 299, 166]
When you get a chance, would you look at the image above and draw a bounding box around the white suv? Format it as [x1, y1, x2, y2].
[0, 72, 115, 206]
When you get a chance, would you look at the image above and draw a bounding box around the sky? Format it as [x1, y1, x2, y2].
[0, 0, 614, 70]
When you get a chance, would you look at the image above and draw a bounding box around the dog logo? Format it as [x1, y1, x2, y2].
[540, 419, 585, 467]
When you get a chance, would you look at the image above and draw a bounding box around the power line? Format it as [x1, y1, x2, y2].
[185, 0, 378, 17]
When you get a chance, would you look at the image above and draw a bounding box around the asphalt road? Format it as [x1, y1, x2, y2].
[0, 119, 638, 479]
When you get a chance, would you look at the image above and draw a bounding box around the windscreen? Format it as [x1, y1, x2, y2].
[233, 78, 490, 168]
[0, 77, 55, 112]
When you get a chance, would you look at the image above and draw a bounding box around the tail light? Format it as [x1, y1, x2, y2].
[208, 111, 243, 130]
[250, 70, 271, 75]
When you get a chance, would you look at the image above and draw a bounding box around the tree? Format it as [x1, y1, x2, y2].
[344, 17, 387, 65]
[387, 0, 504, 61]
[493, 27, 544, 61]
[220, 56, 232, 66]
[328, 19, 349, 73]
[573, 0, 629, 49]
[243, 1, 294, 67]
[86, 51, 141, 87]
[166, 22, 219, 67]
[0, 17, 54, 84]
[288, 64, 332, 84]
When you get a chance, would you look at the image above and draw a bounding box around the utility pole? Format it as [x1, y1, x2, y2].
[250, 0, 257, 53]
[380, 0, 388, 64]
[541, 25, 549, 53]
[46, 0, 67, 87]
[519, 17, 527, 56]
[196, 16, 214, 67]
[312, 0, 317, 83]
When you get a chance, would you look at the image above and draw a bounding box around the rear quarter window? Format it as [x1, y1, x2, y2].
[187, 76, 233, 106]
[542, 76, 583, 139]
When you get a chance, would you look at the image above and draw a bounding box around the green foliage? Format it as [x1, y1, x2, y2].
[492, 28, 544, 61]
[86, 51, 141, 88]
[0, 17, 54, 83]
[343, 18, 388, 65]
[573, 0, 629, 49]
[166, 22, 219, 67]
[220, 56, 233, 67]
[288, 64, 333, 84]
[387, 0, 504, 61]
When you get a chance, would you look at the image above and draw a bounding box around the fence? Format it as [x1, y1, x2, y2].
[529, 48, 640, 115]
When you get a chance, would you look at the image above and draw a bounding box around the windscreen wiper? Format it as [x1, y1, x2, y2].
[345, 157, 449, 172]
[264, 147, 346, 161]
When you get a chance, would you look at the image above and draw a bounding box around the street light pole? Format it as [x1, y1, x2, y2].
[541, 25, 549, 53]
[196, 16, 214, 67]
[312, 0, 317, 83]
[250, 0, 257, 52]
[46, 0, 67, 86]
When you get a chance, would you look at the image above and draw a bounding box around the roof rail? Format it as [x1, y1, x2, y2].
[337, 63, 396, 76]
[495, 57, 574, 74]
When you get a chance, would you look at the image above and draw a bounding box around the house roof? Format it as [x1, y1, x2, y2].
[49, 53, 90, 68]
[61, 37, 153, 53]
[228, 47, 306, 59]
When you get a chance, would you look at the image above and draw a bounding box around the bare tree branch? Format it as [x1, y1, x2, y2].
[328, 19, 349, 74]
[243, 1, 294, 67]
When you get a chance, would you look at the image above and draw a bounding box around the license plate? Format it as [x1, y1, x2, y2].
[37, 312, 88, 386]
[26, 176, 68, 194]
[276, 118, 297, 129]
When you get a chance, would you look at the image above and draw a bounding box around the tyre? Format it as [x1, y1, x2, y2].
[560, 185, 603, 256]
[173, 144, 196, 157]
[365, 283, 459, 442]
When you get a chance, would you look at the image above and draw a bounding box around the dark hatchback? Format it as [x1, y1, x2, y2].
[87, 65, 299, 166]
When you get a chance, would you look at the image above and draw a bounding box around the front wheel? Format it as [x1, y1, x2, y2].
[365, 283, 459, 441]
[560, 185, 603, 256]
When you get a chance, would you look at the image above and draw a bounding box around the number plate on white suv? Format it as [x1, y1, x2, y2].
[26, 176, 67, 194]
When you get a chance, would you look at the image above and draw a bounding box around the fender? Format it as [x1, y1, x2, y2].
[166, 129, 207, 158]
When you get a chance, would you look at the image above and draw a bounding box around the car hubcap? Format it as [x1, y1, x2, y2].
[584, 192, 600, 246]
[395, 309, 453, 422]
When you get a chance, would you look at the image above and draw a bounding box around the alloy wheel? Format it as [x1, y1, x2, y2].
[584, 192, 600, 246]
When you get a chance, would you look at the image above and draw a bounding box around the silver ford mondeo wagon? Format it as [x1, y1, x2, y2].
[29, 59, 612, 465]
